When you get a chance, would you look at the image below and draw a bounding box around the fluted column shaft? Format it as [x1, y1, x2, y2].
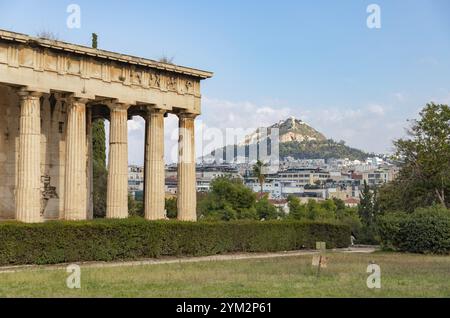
[106, 104, 129, 218]
[86, 107, 94, 219]
[15, 90, 42, 223]
[177, 113, 197, 221]
[63, 98, 88, 220]
[144, 109, 166, 220]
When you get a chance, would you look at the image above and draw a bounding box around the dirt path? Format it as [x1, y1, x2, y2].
[0, 246, 378, 274]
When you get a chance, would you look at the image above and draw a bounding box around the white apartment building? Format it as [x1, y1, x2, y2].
[128, 165, 144, 200]
[246, 180, 283, 199]
[362, 167, 398, 186]
[277, 168, 330, 186]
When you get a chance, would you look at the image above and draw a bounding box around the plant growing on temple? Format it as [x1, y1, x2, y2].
[252, 160, 268, 195]
[36, 30, 59, 41]
[91, 33, 98, 49]
[159, 55, 174, 64]
[91, 32, 108, 217]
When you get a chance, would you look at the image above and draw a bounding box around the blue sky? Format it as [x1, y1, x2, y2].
[1, 0, 449, 163]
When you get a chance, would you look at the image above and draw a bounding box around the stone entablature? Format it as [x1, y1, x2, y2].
[0, 29, 212, 114]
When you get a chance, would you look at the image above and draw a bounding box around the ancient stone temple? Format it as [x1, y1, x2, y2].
[0, 29, 212, 223]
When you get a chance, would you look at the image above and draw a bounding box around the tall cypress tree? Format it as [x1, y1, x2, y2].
[91, 33, 108, 217]
[358, 181, 374, 226]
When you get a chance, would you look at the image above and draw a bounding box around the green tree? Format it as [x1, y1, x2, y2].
[358, 181, 380, 244]
[379, 103, 450, 212]
[91, 32, 108, 218]
[333, 198, 346, 218]
[165, 197, 177, 219]
[198, 177, 257, 221]
[287, 195, 306, 220]
[358, 181, 377, 226]
[255, 195, 278, 220]
[287, 196, 338, 221]
[394, 103, 450, 208]
[92, 33, 98, 49]
[252, 160, 268, 195]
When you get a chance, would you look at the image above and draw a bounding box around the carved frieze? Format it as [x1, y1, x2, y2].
[149, 71, 161, 89]
[44, 50, 58, 72]
[166, 76, 177, 91]
[0, 41, 203, 98]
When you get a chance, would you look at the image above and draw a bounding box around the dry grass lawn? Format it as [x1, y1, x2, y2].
[0, 252, 449, 297]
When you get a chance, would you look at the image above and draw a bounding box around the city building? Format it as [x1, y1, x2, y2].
[128, 165, 144, 200]
[362, 167, 398, 186]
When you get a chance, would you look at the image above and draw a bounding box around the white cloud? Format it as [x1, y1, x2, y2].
[394, 92, 406, 103]
[201, 97, 292, 129]
[200, 97, 408, 154]
[128, 117, 144, 132]
[367, 104, 385, 116]
[103, 97, 414, 165]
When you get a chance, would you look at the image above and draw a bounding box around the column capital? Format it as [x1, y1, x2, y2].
[51, 93, 91, 105]
[148, 107, 166, 116]
[17, 89, 43, 101]
[107, 100, 131, 111]
[68, 96, 91, 105]
[178, 112, 197, 120]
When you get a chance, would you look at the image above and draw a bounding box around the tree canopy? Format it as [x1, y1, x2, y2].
[379, 103, 450, 212]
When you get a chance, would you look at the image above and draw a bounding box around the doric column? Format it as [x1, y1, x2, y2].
[86, 106, 94, 219]
[144, 108, 166, 220]
[15, 90, 43, 223]
[143, 118, 149, 207]
[106, 103, 129, 218]
[63, 97, 88, 220]
[177, 113, 197, 221]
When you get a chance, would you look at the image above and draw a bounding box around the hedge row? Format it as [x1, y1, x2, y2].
[0, 218, 350, 265]
[378, 206, 450, 254]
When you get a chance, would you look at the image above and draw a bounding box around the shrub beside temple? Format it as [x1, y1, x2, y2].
[0, 219, 350, 265]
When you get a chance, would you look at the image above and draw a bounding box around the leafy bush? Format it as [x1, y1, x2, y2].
[286, 196, 365, 242]
[198, 177, 259, 220]
[165, 197, 178, 219]
[128, 195, 144, 217]
[255, 196, 279, 220]
[378, 206, 450, 254]
[0, 219, 350, 265]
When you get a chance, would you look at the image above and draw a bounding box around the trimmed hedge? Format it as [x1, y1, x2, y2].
[0, 219, 350, 265]
[378, 206, 450, 254]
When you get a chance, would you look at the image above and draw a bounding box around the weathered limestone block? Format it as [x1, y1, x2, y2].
[0, 86, 19, 218]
